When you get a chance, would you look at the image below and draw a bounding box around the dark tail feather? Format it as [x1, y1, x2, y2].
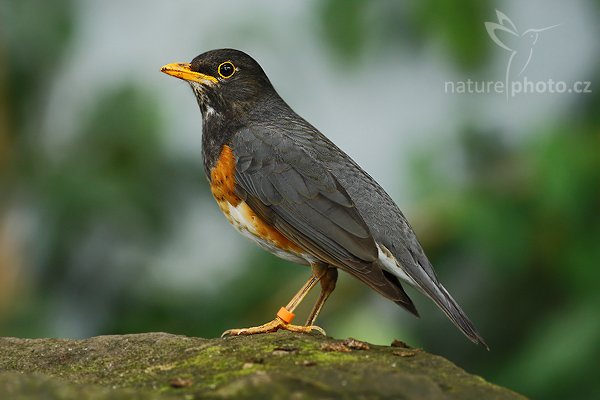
[431, 283, 489, 349]
[380, 269, 420, 317]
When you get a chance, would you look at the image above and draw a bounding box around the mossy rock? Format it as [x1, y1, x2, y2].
[0, 332, 525, 399]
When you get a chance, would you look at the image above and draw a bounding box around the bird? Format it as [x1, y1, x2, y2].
[161, 49, 487, 348]
[485, 10, 560, 97]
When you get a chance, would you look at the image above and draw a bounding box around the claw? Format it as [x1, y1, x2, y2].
[221, 318, 326, 337]
[306, 325, 326, 336]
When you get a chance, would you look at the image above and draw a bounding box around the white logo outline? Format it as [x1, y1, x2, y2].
[485, 10, 561, 99]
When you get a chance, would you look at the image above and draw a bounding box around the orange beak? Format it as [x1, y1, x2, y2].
[160, 63, 218, 85]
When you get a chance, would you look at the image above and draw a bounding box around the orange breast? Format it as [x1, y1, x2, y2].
[210, 144, 241, 210]
[210, 145, 303, 255]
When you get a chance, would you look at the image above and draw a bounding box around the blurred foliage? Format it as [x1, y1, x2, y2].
[1, 0, 73, 128]
[1, 1, 600, 400]
[412, 0, 493, 69]
[409, 126, 600, 400]
[317, 0, 492, 70]
[318, 0, 369, 63]
[0, 0, 205, 337]
[0, 0, 74, 186]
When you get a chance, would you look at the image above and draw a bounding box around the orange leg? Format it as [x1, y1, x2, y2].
[221, 264, 336, 337]
[305, 267, 338, 326]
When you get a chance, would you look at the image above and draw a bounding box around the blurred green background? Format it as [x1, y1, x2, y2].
[1, 0, 599, 398]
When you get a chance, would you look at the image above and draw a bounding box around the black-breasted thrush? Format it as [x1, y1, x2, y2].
[161, 49, 487, 348]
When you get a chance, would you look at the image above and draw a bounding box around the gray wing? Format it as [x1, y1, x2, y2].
[231, 127, 418, 313]
[306, 131, 488, 346]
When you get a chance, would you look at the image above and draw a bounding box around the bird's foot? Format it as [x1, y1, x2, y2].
[221, 318, 326, 337]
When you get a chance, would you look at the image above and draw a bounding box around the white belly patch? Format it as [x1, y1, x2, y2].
[222, 201, 314, 265]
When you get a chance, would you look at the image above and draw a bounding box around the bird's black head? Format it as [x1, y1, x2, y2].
[161, 49, 277, 120]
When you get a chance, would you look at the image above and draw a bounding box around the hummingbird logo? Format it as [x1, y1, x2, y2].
[485, 10, 560, 98]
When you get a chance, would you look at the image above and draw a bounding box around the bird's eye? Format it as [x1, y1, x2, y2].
[218, 61, 236, 79]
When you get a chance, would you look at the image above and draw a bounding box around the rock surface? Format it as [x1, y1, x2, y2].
[0, 332, 525, 399]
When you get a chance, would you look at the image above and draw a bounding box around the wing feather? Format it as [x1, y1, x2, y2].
[232, 127, 377, 264]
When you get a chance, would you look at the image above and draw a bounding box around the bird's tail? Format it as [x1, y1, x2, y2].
[425, 282, 489, 349]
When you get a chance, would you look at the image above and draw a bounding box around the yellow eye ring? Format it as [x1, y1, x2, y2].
[218, 61, 236, 79]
